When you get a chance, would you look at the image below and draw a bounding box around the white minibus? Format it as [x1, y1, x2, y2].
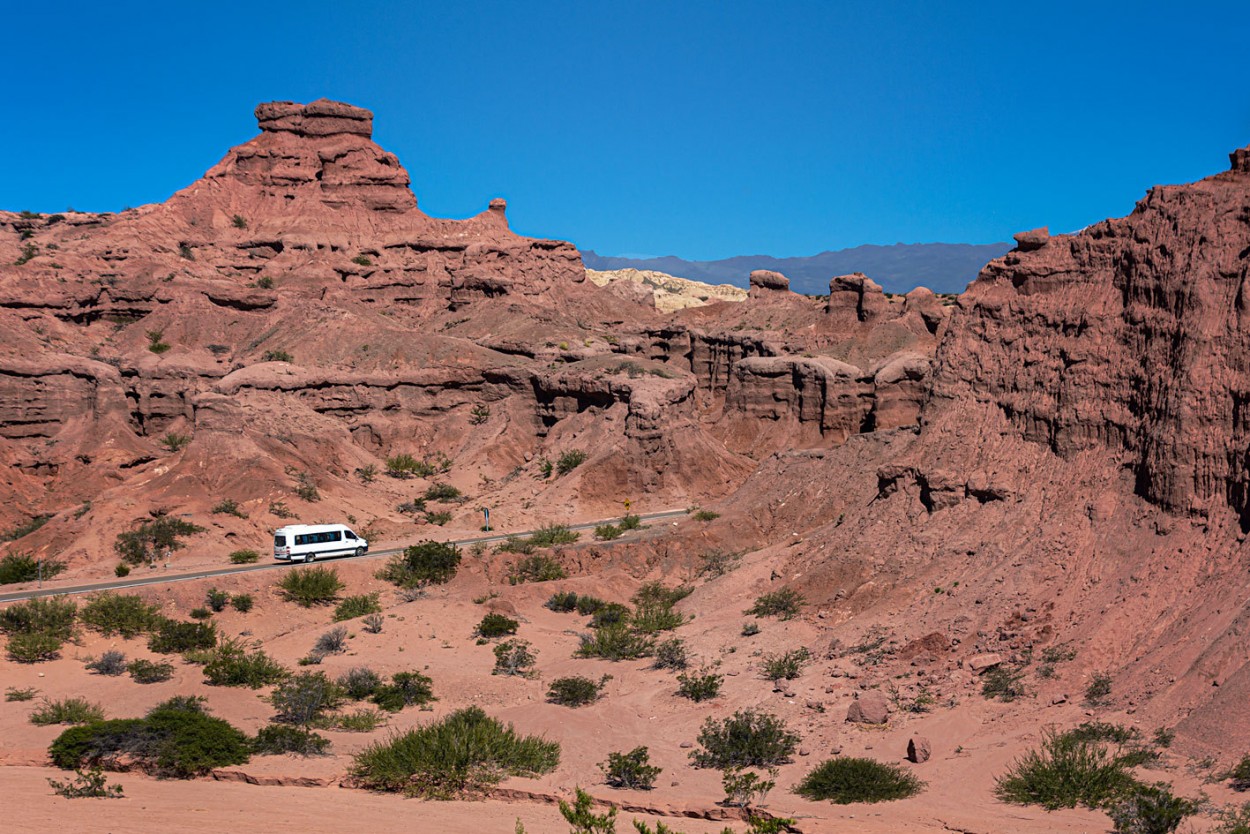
[273, 524, 368, 562]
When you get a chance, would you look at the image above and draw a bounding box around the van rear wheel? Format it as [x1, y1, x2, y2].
[304, 552, 315, 564]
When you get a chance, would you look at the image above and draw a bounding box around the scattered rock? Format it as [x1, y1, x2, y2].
[966, 653, 1004, 673]
[846, 690, 890, 724]
[906, 737, 931, 764]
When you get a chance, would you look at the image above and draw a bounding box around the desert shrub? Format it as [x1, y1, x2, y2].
[493, 639, 537, 677]
[982, 665, 1027, 701]
[251, 724, 330, 756]
[994, 727, 1138, 810]
[397, 498, 427, 516]
[314, 626, 348, 656]
[371, 671, 436, 712]
[529, 524, 580, 548]
[424, 510, 453, 526]
[545, 590, 580, 612]
[49, 698, 250, 778]
[205, 588, 229, 612]
[632, 582, 693, 608]
[594, 524, 623, 540]
[692, 509, 720, 521]
[114, 563, 130, 577]
[1086, 673, 1114, 706]
[575, 595, 609, 616]
[477, 613, 519, 638]
[1215, 804, 1250, 834]
[334, 592, 381, 622]
[271, 671, 343, 725]
[231, 214, 247, 228]
[600, 746, 661, 790]
[653, 637, 689, 670]
[546, 675, 609, 707]
[677, 667, 723, 702]
[159, 432, 190, 452]
[86, 650, 128, 676]
[699, 549, 743, 578]
[1152, 727, 1175, 749]
[795, 757, 924, 804]
[631, 603, 686, 634]
[80, 593, 161, 638]
[722, 766, 776, 807]
[559, 786, 617, 832]
[6, 686, 38, 701]
[690, 709, 799, 769]
[0, 551, 66, 584]
[1226, 755, 1250, 791]
[495, 535, 535, 555]
[509, 554, 567, 584]
[329, 708, 387, 733]
[339, 667, 383, 701]
[7, 631, 64, 662]
[269, 500, 294, 518]
[189, 607, 212, 620]
[278, 566, 343, 607]
[260, 349, 292, 363]
[1108, 783, 1196, 834]
[362, 612, 384, 633]
[128, 659, 174, 683]
[351, 706, 560, 798]
[229, 548, 260, 564]
[202, 640, 288, 688]
[589, 603, 631, 629]
[619, 514, 642, 531]
[31, 697, 106, 726]
[148, 619, 217, 654]
[378, 540, 461, 588]
[742, 621, 761, 636]
[292, 470, 319, 502]
[352, 254, 372, 266]
[761, 647, 811, 681]
[469, 404, 491, 425]
[556, 450, 587, 475]
[47, 765, 123, 798]
[0, 595, 77, 639]
[385, 453, 427, 478]
[423, 482, 463, 502]
[211, 499, 247, 518]
[745, 588, 804, 620]
[576, 624, 654, 661]
[231, 593, 254, 613]
[1066, 721, 1141, 745]
[355, 464, 378, 483]
[114, 514, 204, 565]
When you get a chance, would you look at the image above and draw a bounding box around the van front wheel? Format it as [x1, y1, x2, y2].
[355, 547, 365, 558]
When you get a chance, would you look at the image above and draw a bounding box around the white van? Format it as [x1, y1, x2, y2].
[273, 524, 368, 562]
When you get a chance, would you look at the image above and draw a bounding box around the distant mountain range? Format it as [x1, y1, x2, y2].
[581, 241, 1013, 295]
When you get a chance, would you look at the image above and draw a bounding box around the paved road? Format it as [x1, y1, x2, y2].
[0, 509, 690, 604]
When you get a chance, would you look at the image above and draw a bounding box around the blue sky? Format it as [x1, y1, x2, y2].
[3, 1, 1247, 259]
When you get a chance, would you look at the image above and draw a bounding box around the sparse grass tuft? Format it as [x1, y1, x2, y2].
[334, 593, 382, 622]
[31, 697, 106, 726]
[745, 588, 804, 620]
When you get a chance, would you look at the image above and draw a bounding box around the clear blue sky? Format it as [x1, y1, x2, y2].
[3, 1, 1247, 260]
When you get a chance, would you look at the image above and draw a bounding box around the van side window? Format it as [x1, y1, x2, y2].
[331, 531, 341, 542]
[295, 534, 307, 546]
[345, 531, 357, 540]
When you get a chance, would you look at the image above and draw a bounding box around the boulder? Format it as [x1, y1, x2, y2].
[845, 690, 890, 724]
[966, 652, 1004, 673]
[1012, 226, 1049, 252]
[906, 737, 931, 763]
[748, 269, 790, 296]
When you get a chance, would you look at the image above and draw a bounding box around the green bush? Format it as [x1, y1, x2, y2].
[994, 727, 1138, 810]
[546, 675, 609, 707]
[1215, 804, 1250, 834]
[760, 647, 811, 681]
[653, 637, 688, 670]
[385, 453, 432, 479]
[252, 724, 330, 756]
[86, 650, 127, 676]
[6, 686, 38, 701]
[231, 214, 247, 229]
[492, 639, 537, 677]
[271, 672, 343, 725]
[7, 631, 65, 662]
[231, 594, 254, 613]
[619, 514, 642, 531]
[277, 566, 343, 607]
[338, 667, 383, 701]
[0, 595, 76, 639]
[742, 621, 761, 636]
[159, 432, 190, 452]
[745, 588, 804, 620]
[795, 757, 924, 803]
[632, 582, 693, 608]
[1108, 783, 1196, 834]
[205, 588, 229, 612]
[424, 510, 453, 526]
[982, 665, 1027, 701]
[575, 596, 608, 616]
[128, 659, 174, 683]
[260, 350, 292, 363]
[559, 787, 617, 832]
[47, 765, 123, 799]
[477, 613, 519, 638]
[229, 549, 260, 564]
[350, 706, 560, 797]
[0, 552, 66, 585]
[202, 640, 287, 688]
[31, 697, 105, 726]
[211, 499, 247, 518]
[49, 698, 250, 778]
[631, 603, 686, 634]
[690, 710, 799, 769]
[80, 593, 161, 638]
[600, 746, 661, 790]
[114, 563, 131, 577]
[545, 590, 580, 612]
[371, 671, 436, 712]
[189, 607, 212, 620]
[529, 524, 580, 548]
[334, 592, 382, 622]
[594, 524, 623, 540]
[329, 708, 387, 733]
[423, 482, 463, 502]
[148, 619, 217, 654]
[589, 602, 631, 629]
[1086, 673, 1114, 706]
[314, 626, 348, 655]
[677, 667, 723, 702]
[114, 514, 204, 565]
[692, 509, 720, 521]
[509, 554, 567, 584]
[377, 540, 461, 588]
[576, 623, 654, 661]
[555, 450, 587, 475]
